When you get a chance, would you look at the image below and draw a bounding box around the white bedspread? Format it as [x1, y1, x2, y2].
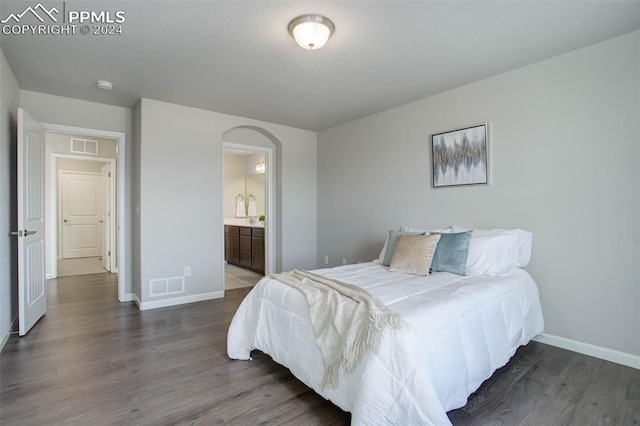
[227, 262, 544, 425]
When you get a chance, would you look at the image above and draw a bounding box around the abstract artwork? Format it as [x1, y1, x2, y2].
[432, 123, 488, 188]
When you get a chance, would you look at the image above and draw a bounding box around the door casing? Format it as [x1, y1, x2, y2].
[44, 124, 127, 302]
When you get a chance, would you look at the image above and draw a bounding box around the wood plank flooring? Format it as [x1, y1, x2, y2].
[1, 273, 639, 425]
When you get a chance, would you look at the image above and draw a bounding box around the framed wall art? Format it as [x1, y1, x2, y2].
[432, 123, 488, 188]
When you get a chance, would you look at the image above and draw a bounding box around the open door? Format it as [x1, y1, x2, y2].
[15, 108, 46, 336]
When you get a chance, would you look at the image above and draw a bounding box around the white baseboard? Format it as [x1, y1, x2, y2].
[0, 316, 18, 353]
[0, 333, 8, 352]
[137, 291, 224, 311]
[133, 293, 142, 310]
[534, 333, 640, 370]
[119, 293, 136, 302]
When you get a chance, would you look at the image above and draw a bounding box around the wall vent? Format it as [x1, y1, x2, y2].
[70, 138, 99, 155]
[149, 276, 185, 297]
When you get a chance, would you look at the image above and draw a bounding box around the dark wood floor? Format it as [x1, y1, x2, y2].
[1, 274, 638, 425]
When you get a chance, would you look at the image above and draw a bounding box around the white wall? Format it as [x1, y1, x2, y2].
[223, 152, 267, 219]
[56, 159, 104, 173]
[137, 98, 317, 306]
[0, 49, 20, 348]
[20, 90, 134, 295]
[317, 32, 640, 357]
[47, 133, 118, 158]
[223, 153, 247, 218]
[246, 153, 266, 218]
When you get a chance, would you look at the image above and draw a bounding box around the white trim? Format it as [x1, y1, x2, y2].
[137, 291, 224, 311]
[133, 293, 141, 309]
[42, 123, 127, 303]
[533, 333, 640, 370]
[222, 142, 276, 286]
[0, 333, 9, 353]
[120, 293, 136, 302]
[0, 316, 18, 352]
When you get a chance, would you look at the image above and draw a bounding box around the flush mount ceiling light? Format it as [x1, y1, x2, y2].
[288, 14, 335, 50]
[96, 80, 113, 90]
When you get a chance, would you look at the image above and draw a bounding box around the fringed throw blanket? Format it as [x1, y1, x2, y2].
[271, 269, 412, 389]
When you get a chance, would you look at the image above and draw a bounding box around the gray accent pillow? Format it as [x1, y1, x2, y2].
[430, 231, 473, 275]
[382, 230, 426, 266]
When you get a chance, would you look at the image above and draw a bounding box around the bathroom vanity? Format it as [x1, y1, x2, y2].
[224, 220, 265, 275]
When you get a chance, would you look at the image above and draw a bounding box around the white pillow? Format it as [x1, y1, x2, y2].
[464, 233, 521, 276]
[378, 234, 390, 263]
[400, 225, 453, 234]
[377, 229, 426, 264]
[451, 225, 532, 268]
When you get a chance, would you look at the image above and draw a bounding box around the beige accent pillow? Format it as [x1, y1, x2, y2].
[389, 234, 441, 276]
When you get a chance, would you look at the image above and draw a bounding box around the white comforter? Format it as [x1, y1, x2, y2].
[227, 262, 544, 425]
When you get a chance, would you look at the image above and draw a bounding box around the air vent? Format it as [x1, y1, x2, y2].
[70, 138, 99, 155]
[149, 276, 185, 297]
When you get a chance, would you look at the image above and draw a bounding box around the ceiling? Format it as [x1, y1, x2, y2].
[1, 1, 639, 132]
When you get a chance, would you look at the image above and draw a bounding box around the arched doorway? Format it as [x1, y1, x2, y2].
[222, 126, 282, 290]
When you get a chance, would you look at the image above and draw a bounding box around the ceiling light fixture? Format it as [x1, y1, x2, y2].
[96, 80, 113, 90]
[288, 14, 335, 50]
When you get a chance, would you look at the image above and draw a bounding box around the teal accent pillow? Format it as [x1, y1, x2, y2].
[430, 231, 473, 275]
[382, 230, 426, 266]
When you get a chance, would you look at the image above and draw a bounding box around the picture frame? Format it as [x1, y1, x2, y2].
[431, 123, 488, 188]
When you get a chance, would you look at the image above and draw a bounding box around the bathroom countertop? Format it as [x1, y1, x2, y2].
[224, 218, 265, 228]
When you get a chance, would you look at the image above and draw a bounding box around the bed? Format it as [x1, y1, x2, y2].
[227, 226, 545, 425]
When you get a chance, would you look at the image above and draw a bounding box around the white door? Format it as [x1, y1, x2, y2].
[101, 163, 111, 271]
[16, 108, 46, 336]
[61, 172, 102, 258]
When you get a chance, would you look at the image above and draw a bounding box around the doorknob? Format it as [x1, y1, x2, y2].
[99, 220, 104, 223]
[24, 230, 37, 236]
[63, 219, 68, 223]
[10, 230, 23, 237]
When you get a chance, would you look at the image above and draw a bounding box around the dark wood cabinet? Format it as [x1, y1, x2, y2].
[239, 227, 252, 268]
[225, 225, 264, 275]
[224, 226, 240, 265]
[252, 228, 265, 275]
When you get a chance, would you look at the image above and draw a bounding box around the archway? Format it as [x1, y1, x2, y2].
[222, 126, 283, 277]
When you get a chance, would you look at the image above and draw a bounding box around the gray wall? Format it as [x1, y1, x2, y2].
[223, 152, 267, 219]
[137, 98, 317, 304]
[0, 49, 20, 345]
[317, 32, 640, 356]
[20, 90, 134, 296]
[224, 153, 247, 218]
[46, 133, 118, 159]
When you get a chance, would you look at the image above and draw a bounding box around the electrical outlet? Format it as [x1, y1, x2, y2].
[342, 258, 347, 265]
[324, 255, 329, 265]
[184, 266, 191, 277]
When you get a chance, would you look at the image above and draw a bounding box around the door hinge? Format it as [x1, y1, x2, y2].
[108, 251, 111, 257]
[108, 172, 111, 177]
